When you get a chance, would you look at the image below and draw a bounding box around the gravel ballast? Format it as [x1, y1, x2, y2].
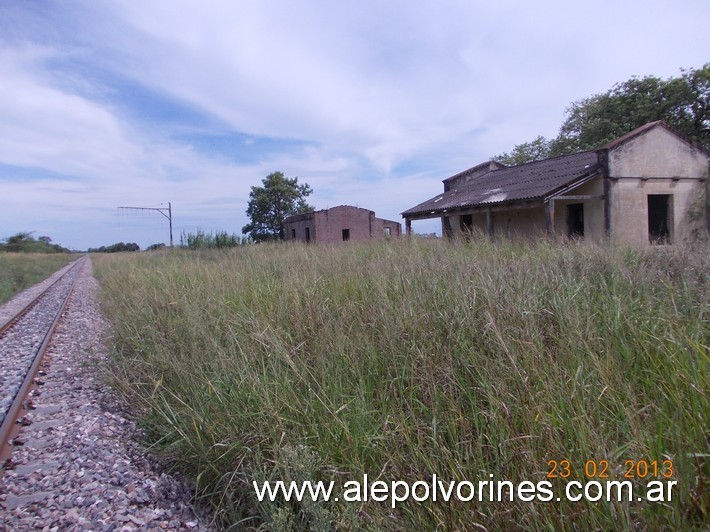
[0, 258, 213, 531]
[1, 259, 84, 427]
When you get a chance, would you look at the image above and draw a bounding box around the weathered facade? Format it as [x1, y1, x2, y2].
[284, 205, 401, 244]
[402, 122, 709, 246]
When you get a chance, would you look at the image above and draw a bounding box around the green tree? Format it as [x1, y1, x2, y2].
[494, 64, 709, 164]
[0, 232, 70, 253]
[551, 65, 709, 154]
[3, 232, 35, 252]
[87, 242, 140, 253]
[242, 171, 314, 242]
[495, 136, 553, 166]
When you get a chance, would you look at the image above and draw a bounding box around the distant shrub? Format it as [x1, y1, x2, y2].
[88, 242, 140, 253]
[0, 232, 71, 253]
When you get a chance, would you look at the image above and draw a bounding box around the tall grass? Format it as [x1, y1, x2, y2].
[94, 238, 708, 530]
[0, 253, 76, 305]
[180, 229, 252, 249]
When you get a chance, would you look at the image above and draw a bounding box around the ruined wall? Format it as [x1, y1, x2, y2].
[371, 217, 402, 238]
[607, 127, 708, 246]
[314, 206, 374, 243]
[286, 206, 402, 243]
[284, 213, 315, 242]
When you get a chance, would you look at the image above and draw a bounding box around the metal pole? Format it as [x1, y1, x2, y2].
[117, 203, 173, 248]
[168, 202, 174, 248]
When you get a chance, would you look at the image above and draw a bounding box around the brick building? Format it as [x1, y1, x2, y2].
[284, 205, 401, 243]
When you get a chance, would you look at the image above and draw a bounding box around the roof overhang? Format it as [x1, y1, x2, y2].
[543, 171, 600, 202]
[403, 168, 602, 221]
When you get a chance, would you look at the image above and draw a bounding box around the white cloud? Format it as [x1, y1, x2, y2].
[0, 47, 139, 177]
[82, 1, 495, 167]
[0, 0, 708, 248]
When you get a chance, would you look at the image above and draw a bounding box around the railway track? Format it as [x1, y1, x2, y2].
[0, 257, 211, 529]
[0, 256, 87, 466]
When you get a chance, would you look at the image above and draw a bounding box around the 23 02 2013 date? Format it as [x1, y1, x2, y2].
[546, 459, 674, 479]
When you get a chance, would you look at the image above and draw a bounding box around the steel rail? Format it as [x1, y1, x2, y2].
[0, 256, 87, 466]
[0, 256, 86, 337]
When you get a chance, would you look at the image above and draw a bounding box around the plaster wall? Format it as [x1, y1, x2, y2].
[552, 177, 606, 242]
[495, 209, 547, 238]
[608, 127, 708, 178]
[610, 179, 705, 245]
[607, 127, 708, 245]
[449, 206, 547, 239]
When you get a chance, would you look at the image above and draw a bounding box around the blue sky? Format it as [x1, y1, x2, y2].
[1, 0, 708, 250]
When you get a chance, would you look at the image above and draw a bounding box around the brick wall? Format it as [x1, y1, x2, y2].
[284, 206, 402, 243]
[315, 206, 372, 243]
[283, 212, 315, 242]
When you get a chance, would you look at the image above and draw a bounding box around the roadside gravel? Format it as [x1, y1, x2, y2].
[0, 258, 214, 531]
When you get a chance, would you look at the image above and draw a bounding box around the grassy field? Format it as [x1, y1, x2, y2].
[0, 253, 77, 305]
[94, 238, 708, 530]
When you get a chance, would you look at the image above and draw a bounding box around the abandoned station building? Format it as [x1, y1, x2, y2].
[284, 205, 402, 244]
[402, 121, 709, 246]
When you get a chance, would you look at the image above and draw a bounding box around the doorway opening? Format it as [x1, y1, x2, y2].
[567, 203, 584, 238]
[460, 214, 473, 239]
[648, 194, 672, 244]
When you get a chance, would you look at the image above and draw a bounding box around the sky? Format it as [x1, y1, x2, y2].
[1, 1, 708, 250]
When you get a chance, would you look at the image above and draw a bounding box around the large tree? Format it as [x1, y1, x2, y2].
[242, 171, 314, 242]
[494, 64, 709, 164]
[494, 136, 553, 167]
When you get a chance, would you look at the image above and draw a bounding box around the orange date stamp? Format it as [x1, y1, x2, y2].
[546, 459, 674, 479]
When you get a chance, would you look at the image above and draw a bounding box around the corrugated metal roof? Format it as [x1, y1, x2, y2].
[442, 160, 506, 184]
[402, 151, 600, 217]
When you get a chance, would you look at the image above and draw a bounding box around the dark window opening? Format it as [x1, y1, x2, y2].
[648, 194, 671, 244]
[567, 203, 584, 238]
[305, 227, 311, 243]
[342, 229, 350, 241]
[291, 228, 296, 239]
